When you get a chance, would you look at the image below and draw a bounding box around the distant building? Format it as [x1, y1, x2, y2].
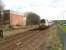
[0, 10, 26, 28]
[0, 10, 40, 28]
[9, 10, 26, 26]
[24, 12, 40, 25]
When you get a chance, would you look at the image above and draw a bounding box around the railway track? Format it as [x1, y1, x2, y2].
[0, 26, 54, 50]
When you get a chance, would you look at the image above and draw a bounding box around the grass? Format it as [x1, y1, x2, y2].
[50, 29, 63, 50]
[39, 25, 63, 50]
[63, 26, 66, 32]
[56, 20, 65, 32]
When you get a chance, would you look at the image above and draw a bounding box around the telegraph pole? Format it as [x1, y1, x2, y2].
[0, 0, 4, 27]
[0, 0, 4, 38]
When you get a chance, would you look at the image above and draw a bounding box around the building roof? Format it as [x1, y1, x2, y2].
[10, 10, 24, 16]
[3, 10, 24, 16]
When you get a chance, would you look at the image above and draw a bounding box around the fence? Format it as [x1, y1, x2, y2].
[56, 20, 65, 50]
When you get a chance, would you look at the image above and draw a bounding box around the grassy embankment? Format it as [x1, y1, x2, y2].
[40, 24, 63, 50]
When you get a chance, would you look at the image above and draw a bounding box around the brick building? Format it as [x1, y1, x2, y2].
[9, 10, 26, 26]
[0, 10, 26, 28]
[0, 10, 40, 28]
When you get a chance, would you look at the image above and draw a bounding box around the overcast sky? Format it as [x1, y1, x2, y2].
[3, 0, 64, 20]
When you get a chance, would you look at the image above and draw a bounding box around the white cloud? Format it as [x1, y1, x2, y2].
[50, 0, 64, 8]
[3, 0, 64, 20]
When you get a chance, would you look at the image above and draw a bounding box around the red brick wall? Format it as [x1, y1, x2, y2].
[10, 13, 26, 26]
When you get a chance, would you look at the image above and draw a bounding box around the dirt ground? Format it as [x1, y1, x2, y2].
[0, 25, 63, 50]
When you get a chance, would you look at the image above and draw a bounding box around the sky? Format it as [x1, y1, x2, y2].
[2, 0, 64, 20]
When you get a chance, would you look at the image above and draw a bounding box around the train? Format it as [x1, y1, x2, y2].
[38, 23, 48, 30]
[38, 20, 54, 30]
